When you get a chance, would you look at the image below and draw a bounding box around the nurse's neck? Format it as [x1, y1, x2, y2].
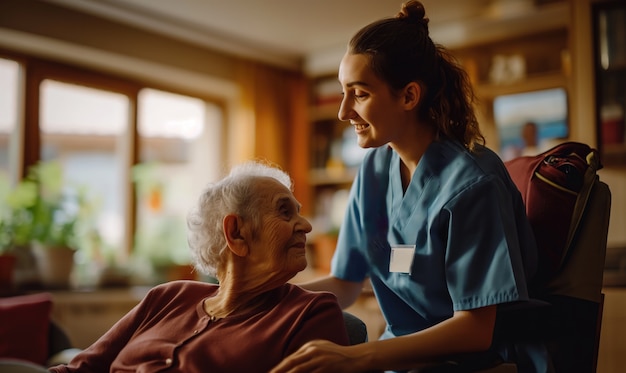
[391, 130, 435, 193]
[399, 162, 414, 193]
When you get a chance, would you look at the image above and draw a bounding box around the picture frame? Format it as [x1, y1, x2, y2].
[493, 87, 569, 161]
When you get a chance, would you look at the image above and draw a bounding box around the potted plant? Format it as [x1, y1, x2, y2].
[30, 161, 92, 289]
[1, 161, 94, 289]
[0, 173, 38, 292]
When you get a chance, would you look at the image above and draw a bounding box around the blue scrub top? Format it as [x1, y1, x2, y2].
[331, 140, 544, 370]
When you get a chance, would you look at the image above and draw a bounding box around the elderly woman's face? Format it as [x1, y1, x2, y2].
[247, 178, 312, 276]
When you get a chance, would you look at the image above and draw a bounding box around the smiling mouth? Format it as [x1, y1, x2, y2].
[353, 123, 370, 133]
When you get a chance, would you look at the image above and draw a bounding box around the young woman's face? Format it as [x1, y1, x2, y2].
[338, 52, 409, 149]
[247, 178, 312, 277]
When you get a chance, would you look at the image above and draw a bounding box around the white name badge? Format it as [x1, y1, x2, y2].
[389, 244, 416, 274]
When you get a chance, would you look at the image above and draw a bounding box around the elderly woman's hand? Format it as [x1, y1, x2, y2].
[271, 339, 377, 373]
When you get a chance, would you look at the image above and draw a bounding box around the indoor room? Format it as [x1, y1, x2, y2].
[0, 0, 624, 372]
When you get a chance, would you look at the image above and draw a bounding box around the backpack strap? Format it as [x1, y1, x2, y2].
[562, 149, 601, 267]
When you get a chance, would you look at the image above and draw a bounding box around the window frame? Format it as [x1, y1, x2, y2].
[0, 48, 226, 256]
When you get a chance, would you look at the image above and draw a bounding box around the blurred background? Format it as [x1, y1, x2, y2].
[0, 0, 625, 369]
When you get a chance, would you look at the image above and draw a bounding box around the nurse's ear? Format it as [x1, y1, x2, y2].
[401, 82, 421, 110]
[223, 214, 249, 257]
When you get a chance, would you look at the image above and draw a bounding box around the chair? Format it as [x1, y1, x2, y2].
[343, 311, 368, 345]
[0, 292, 82, 371]
[46, 321, 82, 367]
[537, 178, 611, 372]
[0, 360, 50, 373]
[420, 144, 612, 373]
[499, 145, 612, 373]
[412, 353, 518, 373]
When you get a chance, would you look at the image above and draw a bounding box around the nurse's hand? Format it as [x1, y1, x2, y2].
[270, 339, 374, 373]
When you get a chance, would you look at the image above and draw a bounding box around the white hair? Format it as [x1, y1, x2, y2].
[186, 161, 292, 277]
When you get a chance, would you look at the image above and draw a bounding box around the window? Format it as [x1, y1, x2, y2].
[1, 54, 225, 287]
[0, 58, 21, 182]
[134, 88, 223, 280]
[39, 79, 131, 266]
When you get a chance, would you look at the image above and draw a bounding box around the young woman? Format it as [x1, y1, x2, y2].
[271, 1, 546, 372]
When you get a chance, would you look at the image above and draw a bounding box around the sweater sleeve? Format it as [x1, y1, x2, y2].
[283, 291, 350, 356]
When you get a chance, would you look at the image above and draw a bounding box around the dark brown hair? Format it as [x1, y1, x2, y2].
[348, 0, 485, 151]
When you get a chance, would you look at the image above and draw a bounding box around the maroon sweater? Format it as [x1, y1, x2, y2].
[49, 281, 349, 373]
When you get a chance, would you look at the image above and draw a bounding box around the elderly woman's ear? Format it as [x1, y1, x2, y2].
[223, 214, 249, 257]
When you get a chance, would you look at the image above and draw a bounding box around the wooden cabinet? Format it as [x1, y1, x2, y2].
[307, 77, 361, 271]
[452, 27, 571, 156]
[592, 1, 626, 166]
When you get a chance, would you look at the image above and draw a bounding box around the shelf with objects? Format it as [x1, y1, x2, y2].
[593, 1, 626, 166]
[307, 75, 367, 274]
[452, 27, 572, 161]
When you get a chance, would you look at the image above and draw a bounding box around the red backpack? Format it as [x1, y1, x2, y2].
[504, 142, 602, 293]
[503, 142, 611, 372]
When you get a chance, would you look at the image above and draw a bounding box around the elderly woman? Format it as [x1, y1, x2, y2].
[49, 161, 349, 373]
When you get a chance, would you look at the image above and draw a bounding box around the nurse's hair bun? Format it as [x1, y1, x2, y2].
[397, 0, 429, 29]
